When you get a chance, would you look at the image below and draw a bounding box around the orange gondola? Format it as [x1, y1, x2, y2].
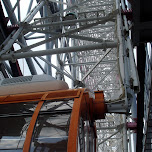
[0, 75, 106, 152]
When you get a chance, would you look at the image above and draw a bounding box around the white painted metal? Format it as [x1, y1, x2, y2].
[0, 0, 138, 151]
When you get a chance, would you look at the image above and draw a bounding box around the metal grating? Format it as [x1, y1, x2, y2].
[0, 0, 138, 151]
[1, 76, 33, 85]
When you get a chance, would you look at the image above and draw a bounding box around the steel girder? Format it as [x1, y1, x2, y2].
[0, 0, 139, 151]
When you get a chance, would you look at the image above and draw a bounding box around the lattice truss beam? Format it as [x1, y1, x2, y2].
[0, 0, 138, 151]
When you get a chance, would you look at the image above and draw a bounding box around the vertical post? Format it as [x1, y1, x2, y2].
[136, 43, 146, 152]
[71, 38, 76, 88]
[43, 4, 52, 76]
[131, 94, 137, 152]
[122, 115, 128, 152]
[56, 40, 62, 80]
[17, 0, 21, 22]
[116, 0, 130, 111]
[128, 129, 132, 152]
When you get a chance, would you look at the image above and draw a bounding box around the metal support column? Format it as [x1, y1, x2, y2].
[137, 43, 146, 152]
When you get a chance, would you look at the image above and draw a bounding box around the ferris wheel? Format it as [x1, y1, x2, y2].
[0, 0, 147, 151]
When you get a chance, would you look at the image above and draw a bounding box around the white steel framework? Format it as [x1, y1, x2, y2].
[0, 0, 139, 151]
